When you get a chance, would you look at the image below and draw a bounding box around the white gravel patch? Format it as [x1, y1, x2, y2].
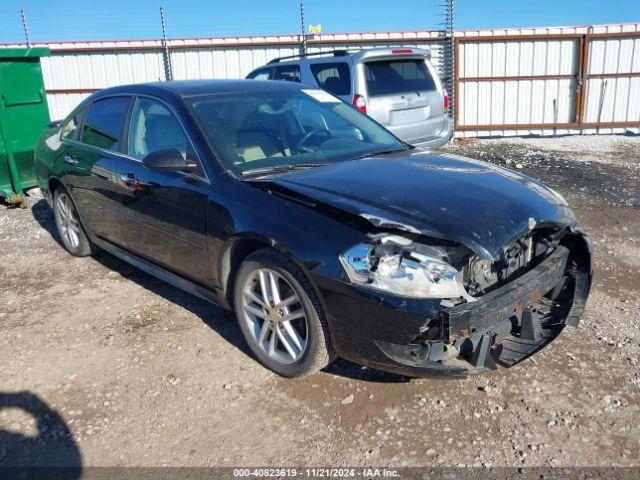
[474, 135, 640, 167]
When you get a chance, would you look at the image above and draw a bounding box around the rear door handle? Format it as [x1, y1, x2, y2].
[64, 155, 78, 165]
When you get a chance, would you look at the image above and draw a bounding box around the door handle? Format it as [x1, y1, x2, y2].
[120, 173, 148, 191]
[64, 155, 78, 165]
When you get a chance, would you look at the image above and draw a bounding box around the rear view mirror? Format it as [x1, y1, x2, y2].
[142, 148, 187, 172]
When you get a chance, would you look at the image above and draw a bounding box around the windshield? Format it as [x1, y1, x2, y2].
[188, 88, 404, 175]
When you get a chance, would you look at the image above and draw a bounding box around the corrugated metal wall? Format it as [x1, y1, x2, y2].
[29, 31, 445, 121]
[456, 36, 580, 135]
[583, 28, 640, 128]
[2, 23, 639, 137]
[456, 23, 640, 136]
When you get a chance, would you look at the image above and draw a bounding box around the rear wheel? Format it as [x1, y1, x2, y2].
[233, 249, 335, 377]
[53, 186, 99, 257]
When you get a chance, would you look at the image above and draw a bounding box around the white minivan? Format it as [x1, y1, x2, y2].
[246, 47, 453, 149]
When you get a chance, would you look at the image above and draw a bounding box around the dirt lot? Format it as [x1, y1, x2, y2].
[1, 135, 639, 469]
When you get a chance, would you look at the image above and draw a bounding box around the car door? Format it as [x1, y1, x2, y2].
[119, 96, 212, 285]
[60, 96, 132, 247]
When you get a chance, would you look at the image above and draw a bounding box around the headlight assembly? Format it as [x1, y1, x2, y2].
[339, 236, 474, 300]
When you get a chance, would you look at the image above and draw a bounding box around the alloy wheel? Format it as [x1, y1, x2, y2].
[56, 193, 81, 250]
[241, 268, 308, 365]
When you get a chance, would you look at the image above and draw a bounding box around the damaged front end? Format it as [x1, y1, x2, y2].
[370, 229, 592, 377]
[246, 176, 592, 377]
[339, 234, 475, 302]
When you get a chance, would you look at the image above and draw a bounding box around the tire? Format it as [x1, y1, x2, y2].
[233, 248, 335, 377]
[53, 185, 100, 257]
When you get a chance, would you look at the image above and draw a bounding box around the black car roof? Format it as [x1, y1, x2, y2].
[94, 79, 302, 99]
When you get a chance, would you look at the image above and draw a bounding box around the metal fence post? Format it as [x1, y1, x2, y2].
[160, 7, 173, 81]
[20, 9, 31, 48]
[300, 3, 307, 56]
[441, 0, 455, 127]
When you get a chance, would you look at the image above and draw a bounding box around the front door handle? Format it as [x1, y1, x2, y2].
[64, 155, 78, 165]
[120, 173, 148, 191]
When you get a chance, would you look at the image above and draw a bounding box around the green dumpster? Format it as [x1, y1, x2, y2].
[0, 47, 51, 207]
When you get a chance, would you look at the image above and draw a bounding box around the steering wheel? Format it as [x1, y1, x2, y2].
[297, 129, 331, 152]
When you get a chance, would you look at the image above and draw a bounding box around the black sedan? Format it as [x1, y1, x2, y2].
[35, 80, 592, 378]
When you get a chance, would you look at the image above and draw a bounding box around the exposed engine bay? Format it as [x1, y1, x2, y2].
[464, 227, 566, 297]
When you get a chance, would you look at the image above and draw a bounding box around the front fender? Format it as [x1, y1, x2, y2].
[206, 176, 367, 305]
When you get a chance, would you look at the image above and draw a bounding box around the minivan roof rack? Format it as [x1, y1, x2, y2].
[267, 49, 357, 64]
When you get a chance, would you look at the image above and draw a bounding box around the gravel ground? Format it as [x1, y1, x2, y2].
[1, 135, 639, 470]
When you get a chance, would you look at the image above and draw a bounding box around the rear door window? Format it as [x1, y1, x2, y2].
[273, 65, 301, 82]
[365, 59, 436, 96]
[81, 97, 131, 151]
[246, 67, 273, 80]
[310, 62, 351, 96]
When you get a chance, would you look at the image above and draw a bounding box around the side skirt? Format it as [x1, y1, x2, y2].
[92, 237, 228, 308]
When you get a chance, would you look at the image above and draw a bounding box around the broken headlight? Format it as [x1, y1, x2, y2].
[339, 236, 472, 300]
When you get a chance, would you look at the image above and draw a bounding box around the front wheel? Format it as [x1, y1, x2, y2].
[233, 249, 335, 377]
[53, 186, 99, 257]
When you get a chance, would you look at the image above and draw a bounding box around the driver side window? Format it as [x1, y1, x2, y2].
[128, 98, 204, 177]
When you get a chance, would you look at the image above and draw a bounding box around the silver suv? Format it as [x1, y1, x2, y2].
[246, 47, 453, 149]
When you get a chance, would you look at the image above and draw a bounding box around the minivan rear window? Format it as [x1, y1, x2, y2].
[365, 59, 436, 97]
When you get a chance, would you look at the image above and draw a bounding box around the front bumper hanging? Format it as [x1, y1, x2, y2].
[375, 243, 592, 377]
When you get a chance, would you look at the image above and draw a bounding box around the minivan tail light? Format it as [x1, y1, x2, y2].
[443, 88, 450, 112]
[352, 94, 367, 114]
[392, 49, 413, 54]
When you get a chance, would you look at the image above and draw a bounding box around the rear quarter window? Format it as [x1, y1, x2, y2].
[365, 59, 436, 96]
[60, 107, 86, 141]
[246, 68, 273, 80]
[310, 62, 351, 96]
[273, 65, 301, 82]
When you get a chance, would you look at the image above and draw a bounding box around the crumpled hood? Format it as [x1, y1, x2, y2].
[268, 150, 576, 260]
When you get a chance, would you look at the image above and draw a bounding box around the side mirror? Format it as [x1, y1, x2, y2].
[142, 148, 187, 172]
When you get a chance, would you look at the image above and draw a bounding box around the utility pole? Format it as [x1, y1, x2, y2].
[20, 9, 31, 48]
[441, 0, 455, 123]
[160, 7, 173, 81]
[299, 3, 307, 55]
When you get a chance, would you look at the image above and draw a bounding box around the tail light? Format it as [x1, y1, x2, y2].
[443, 89, 450, 112]
[391, 49, 413, 54]
[352, 94, 367, 114]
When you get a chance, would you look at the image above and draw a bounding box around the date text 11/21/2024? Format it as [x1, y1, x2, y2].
[232, 468, 401, 478]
